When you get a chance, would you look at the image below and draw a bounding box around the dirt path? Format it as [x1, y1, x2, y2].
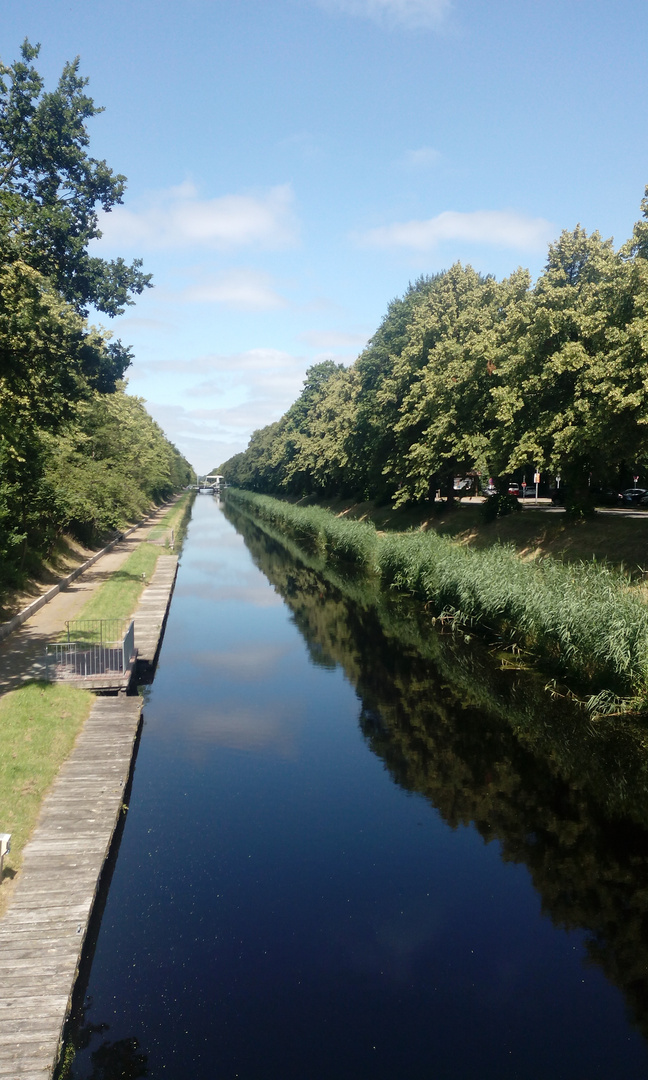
[0, 504, 174, 694]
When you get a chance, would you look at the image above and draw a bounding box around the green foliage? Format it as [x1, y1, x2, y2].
[0, 40, 151, 316]
[488, 226, 648, 493]
[228, 489, 648, 705]
[229, 489, 378, 572]
[222, 185, 648, 512]
[479, 492, 522, 521]
[42, 390, 192, 543]
[0, 44, 191, 590]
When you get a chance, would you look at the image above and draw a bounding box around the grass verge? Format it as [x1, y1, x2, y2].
[60, 494, 194, 635]
[148, 491, 193, 545]
[74, 493, 193, 624]
[316, 496, 648, 575]
[0, 682, 92, 914]
[70, 542, 161, 624]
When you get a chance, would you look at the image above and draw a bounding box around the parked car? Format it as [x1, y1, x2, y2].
[453, 478, 473, 495]
[507, 483, 520, 496]
[595, 489, 620, 506]
[619, 488, 648, 504]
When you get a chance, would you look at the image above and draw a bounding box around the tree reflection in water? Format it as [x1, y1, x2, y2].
[225, 500, 648, 1044]
[61, 1025, 148, 1080]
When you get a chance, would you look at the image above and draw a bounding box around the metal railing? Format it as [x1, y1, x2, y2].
[45, 620, 135, 681]
[64, 618, 131, 645]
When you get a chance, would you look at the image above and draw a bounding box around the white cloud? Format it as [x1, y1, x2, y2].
[278, 131, 325, 161]
[131, 348, 310, 471]
[186, 348, 305, 405]
[137, 346, 303, 381]
[357, 209, 555, 252]
[137, 400, 246, 472]
[96, 182, 298, 251]
[114, 316, 175, 331]
[179, 269, 287, 310]
[400, 146, 442, 168]
[300, 329, 369, 350]
[316, 0, 450, 28]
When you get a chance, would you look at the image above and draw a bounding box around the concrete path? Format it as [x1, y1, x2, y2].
[0, 504, 175, 694]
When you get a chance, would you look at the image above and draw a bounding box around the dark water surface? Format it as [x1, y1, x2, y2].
[63, 494, 648, 1079]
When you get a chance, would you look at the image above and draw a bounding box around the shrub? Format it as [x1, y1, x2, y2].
[480, 492, 522, 522]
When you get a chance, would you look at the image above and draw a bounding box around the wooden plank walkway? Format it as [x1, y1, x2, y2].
[133, 554, 179, 670]
[0, 550, 180, 1076]
[0, 696, 143, 1078]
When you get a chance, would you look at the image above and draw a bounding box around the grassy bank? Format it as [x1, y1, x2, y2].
[225, 499, 648, 827]
[0, 683, 92, 913]
[0, 493, 194, 912]
[1, 492, 193, 626]
[72, 542, 160, 625]
[71, 493, 193, 626]
[317, 496, 648, 575]
[227, 489, 648, 711]
[147, 490, 193, 547]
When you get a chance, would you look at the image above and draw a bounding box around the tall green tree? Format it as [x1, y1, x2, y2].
[0, 40, 151, 317]
[0, 44, 182, 586]
[44, 388, 192, 542]
[348, 274, 444, 500]
[488, 224, 648, 498]
[221, 185, 648, 513]
[384, 264, 529, 504]
[0, 259, 128, 571]
[279, 366, 359, 497]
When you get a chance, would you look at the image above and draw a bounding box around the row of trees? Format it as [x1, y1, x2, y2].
[221, 188, 648, 507]
[0, 43, 191, 586]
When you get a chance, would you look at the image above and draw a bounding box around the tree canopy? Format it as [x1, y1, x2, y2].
[221, 185, 648, 510]
[0, 40, 151, 317]
[0, 44, 189, 590]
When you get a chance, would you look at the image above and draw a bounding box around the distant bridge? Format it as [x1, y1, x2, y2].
[198, 474, 225, 492]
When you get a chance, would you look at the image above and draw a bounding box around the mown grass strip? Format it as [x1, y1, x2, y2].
[147, 491, 192, 544]
[74, 494, 193, 625]
[227, 488, 648, 707]
[70, 541, 161, 625]
[0, 682, 92, 911]
[0, 495, 193, 911]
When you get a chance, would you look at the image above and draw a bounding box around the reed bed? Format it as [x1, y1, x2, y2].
[230, 490, 377, 572]
[225, 498, 648, 824]
[226, 489, 648, 705]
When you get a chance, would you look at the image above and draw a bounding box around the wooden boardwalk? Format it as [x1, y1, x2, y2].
[0, 696, 143, 1078]
[0, 551, 180, 1076]
[133, 554, 179, 671]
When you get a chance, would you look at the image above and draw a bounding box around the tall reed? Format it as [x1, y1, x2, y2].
[226, 489, 648, 705]
[229, 490, 377, 572]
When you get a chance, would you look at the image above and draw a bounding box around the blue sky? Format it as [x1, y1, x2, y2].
[3, 0, 648, 472]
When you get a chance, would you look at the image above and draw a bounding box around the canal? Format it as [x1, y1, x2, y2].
[62, 493, 648, 1079]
